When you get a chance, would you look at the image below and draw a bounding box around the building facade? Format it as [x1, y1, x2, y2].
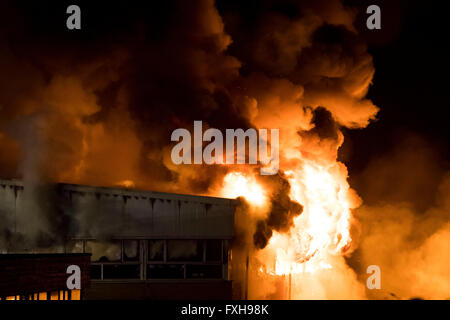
[0, 179, 237, 300]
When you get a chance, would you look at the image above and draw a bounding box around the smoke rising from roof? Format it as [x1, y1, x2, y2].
[0, 0, 389, 299]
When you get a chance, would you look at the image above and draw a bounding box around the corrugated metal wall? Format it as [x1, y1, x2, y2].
[0, 180, 236, 241]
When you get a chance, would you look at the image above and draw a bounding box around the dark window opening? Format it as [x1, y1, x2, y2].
[186, 265, 222, 279]
[147, 264, 184, 279]
[90, 264, 101, 280]
[103, 264, 140, 279]
[206, 240, 222, 262]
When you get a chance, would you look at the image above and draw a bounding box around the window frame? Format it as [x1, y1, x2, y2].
[66, 238, 142, 281]
[65, 238, 228, 281]
[145, 239, 225, 280]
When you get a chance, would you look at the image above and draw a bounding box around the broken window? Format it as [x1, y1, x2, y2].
[85, 240, 141, 280]
[148, 240, 164, 261]
[167, 240, 202, 262]
[85, 240, 121, 262]
[123, 240, 139, 261]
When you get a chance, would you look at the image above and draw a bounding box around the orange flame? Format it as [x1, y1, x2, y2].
[221, 172, 268, 207]
[220, 159, 360, 281]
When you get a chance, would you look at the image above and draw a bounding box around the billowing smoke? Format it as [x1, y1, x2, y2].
[348, 134, 450, 299]
[0, 0, 376, 241]
[254, 173, 303, 249]
[0, 0, 385, 299]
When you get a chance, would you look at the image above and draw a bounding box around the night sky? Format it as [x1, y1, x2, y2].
[344, 0, 449, 162]
[343, 0, 450, 209]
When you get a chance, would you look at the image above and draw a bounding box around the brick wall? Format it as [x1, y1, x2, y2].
[0, 254, 90, 297]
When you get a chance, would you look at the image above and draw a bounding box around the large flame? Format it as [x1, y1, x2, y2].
[270, 161, 357, 274]
[220, 157, 361, 298]
[222, 172, 268, 207]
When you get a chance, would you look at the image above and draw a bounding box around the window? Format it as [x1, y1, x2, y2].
[148, 240, 164, 261]
[103, 264, 140, 279]
[146, 239, 226, 280]
[206, 240, 222, 262]
[147, 264, 184, 279]
[124, 240, 139, 262]
[50, 291, 59, 300]
[86, 240, 121, 262]
[84, 240, 141, 280]
[186, 265, 222, 279]
[90, 264, 101, 280]
[167, 240, 202, 262]
[64, 238, 227, 281]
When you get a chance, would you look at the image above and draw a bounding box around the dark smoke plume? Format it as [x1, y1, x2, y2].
[253, 173, 303, 249]
[0, 0, 377, 252]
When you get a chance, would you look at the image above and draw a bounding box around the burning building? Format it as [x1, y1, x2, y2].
[1, 0, 449, 301]
[0, 0, 377, 300]
[0, 179, 236, 299]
